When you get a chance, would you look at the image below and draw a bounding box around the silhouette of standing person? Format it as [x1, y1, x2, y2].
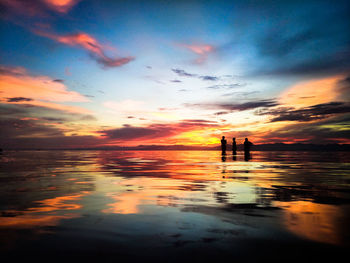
[232, 138, 237, 154]
[221, 136, 227, 154]
[243, 138, 252, 161]
[244, 151, 251, 161]
[243, 138, 252, 152]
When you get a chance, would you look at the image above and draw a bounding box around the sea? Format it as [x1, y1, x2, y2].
[1, 150, 349, 262]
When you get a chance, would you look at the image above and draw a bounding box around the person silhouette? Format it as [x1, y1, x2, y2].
[244, 151, 251, 161]
[221, 136, 227, 154]
[221, 154, 226, 162]
[243, 138, 252, 153]
[232, 137, 237, 154]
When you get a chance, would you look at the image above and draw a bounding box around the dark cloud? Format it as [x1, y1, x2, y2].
[0, 0, 48, 19]
[6, 97, 33, 102]
[0, 103, 97, 124]
[171, 68, 197, 77]
[221, 91, 259, 97]
[261, 114, 350, 144]
[215, 0, 350, 77]
[170, 79, 182, 83]
[180, 119, 218, 126]
[53, 79, 64, 83]
[256, 102, 350, 122]
[100, 119, 219, 141]
[206, 84, 242, 90]
[171, 68, 221, 81]
[256, 52, 350, 77]
[41, 117, 66, 122]
[102, 126, 164, 140]
[0, 65, 26, 76]
[93, 54, 135, 69]
[199, 75, 219, 81]
[185, 99, 278, 112]
[214, 111, 230, 116]
[0, 104, 27, 115]
[336, 74, 350, 100]
[0, 118, 63, 139]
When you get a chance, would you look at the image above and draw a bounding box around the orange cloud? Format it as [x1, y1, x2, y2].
[279, 75, 344, 108]
[42, 0, 80, 13]
[33, 30, 134, 68]
[100, 119, 227, 146]
[0, 66, 90, 114]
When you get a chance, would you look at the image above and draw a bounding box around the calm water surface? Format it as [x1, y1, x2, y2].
[1, 150, 349, 261]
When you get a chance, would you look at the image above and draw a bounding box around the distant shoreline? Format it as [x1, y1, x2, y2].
[1, 143, 350, 151]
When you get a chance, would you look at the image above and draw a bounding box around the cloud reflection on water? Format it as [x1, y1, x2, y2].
[0, 150, 349, 249]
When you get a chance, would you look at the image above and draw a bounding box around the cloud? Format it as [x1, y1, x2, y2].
[279, 75, 346, 108]
[6, 97, 34, 102]
[199, 75, 219, 81]
[0, 65, 90, 114]
[221, 91, 259, 97]
[0, 0, 80, 18]
[185, 99, 279, 112]
[178, 43, 214, 64]
[256, 102, 350, 122]
[100, 119, 219, 142]
[0, 104, 27, 116]
[336, 74, 350, 101]
[171, 68, 220, 81]
[42, 0, 80, 13]
[33, 30, 134, 68]
[214, 111, 230, 116]
[171, 68, 197, 77]
[0, 118, 64, 139]
[206, 84, 243, 90]
[245, 2, 350, 77]
[257, 114, 350, 144]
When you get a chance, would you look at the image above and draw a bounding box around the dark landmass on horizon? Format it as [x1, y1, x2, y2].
[2, 143, 350, 151]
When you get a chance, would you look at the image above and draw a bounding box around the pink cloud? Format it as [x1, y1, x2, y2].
[42, 0, 80, 13]
[0, 66, 91, 114]
[33, 30, 134, 68]
[0, 0, 80, 18]
[178, 43, 215, 64]
[182, 44, 214, 55]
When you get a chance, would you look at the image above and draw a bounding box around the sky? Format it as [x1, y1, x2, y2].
[0, 0, 349, 149]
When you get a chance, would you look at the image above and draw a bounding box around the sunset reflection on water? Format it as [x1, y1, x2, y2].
[0, 150, 349, 260]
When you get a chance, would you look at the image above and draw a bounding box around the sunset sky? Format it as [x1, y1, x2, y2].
[1, 0, 349, 148]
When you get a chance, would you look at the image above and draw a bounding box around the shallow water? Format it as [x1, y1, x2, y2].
[1, 150, 349, 261]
